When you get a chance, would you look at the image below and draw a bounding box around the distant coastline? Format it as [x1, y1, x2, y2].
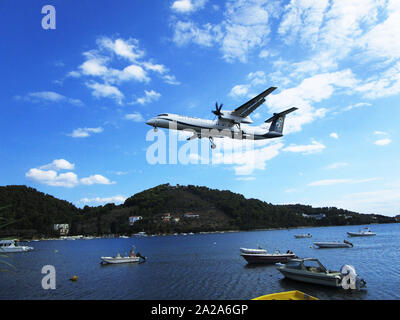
[1, 184, 397, 240]
[23, 222, 396, 242]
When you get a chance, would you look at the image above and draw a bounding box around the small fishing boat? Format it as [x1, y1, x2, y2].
[101, 255, 141, 264]
[314, 240, 353, 248]
[276, 258, 366, 289]
[240, 247, 267, 254]
[347, 228, 376, 237]
[252, 290, 318, 300]
[294, 233, 312, 239]
[241, 250, 296, 264]
[133, 232, 147, 237]
[100, 246, 146, 264]
[0, 239, 33, 253]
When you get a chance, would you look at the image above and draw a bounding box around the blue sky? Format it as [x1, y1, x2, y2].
[1, 0, 400, 216]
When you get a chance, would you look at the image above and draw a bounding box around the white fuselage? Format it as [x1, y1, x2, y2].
[146, 113, 282, 140]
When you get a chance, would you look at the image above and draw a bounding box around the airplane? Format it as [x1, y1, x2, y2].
[145, 87, 297, 149]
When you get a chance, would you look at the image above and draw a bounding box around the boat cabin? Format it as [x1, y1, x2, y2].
[284, 258, 328, 273]
[0, 239, 17, 247]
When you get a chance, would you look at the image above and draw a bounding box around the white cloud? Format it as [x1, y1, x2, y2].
[308, 177, 378, 187]
[28, 91, 65, 102]
[247, 71, 267, 86]
[279, 0, 330, 47]
[325, 162, 349, 170]
[343, 102, 372, 112]
[171, 0, 206, 14]
[79, 54, 108, 76]
[39, 159, 75, 171]
[97, 37, 144, 62]
[162, 74, 181, 85]
[26, 169, 79, 188]
[80, 174, 115, 185]
[236, 176, 256, 181]
[283, 140, 326, 155]
[229, 84, 250, 98]
[16, 91, 83, 106]
[124, 112, 144, 122]
[258, 50, 270, 58]
[116, 65, 149, 83]
[172, 21, 222, 47]
[171, 0, 279, 62]
[266, 70, 357, 134]
[26, 160, 115, 188]
[373, 131, 391, 146]
[143, 61, 168, 74]
[330, 132, 339, 139]
[79, 195, 126, 205]
[85, 82, 124, 104]
[327, 187, 400, 215]
[375, 138, 391, 146]
[211, 140, 283, 176]
[68, 127, 103, 138]
[68, 36, 178, 104]
[131, 90, 161, 105]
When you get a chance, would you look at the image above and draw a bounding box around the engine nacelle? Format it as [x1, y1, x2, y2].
[220, 111, 253, 124]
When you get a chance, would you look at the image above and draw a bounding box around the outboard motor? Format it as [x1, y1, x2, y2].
[340, 265, 366, 290]
[136, 252, 146, 262]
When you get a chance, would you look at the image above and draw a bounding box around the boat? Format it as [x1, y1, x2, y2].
[240, 247, 267, 254]
[314, 240, 353, 248]
[133, 232, 147, 237]
[276, 258, 366, 289]
[294, 233, 312, 239]
[241, 250, 296, 264]
[101, 255, 141, 264]
[0, 239, 34, 253]
[347, 228, 376, 237]
[252, 290, 318, 300]
[100, 246, 146, 264]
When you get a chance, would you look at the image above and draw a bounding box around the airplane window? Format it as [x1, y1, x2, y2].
[157, 114, 168, 116]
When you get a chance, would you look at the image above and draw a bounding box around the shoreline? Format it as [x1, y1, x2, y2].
[22, 222, 396, 241]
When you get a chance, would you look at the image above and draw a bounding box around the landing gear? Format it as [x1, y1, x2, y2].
[209, 137, 216, 149]
[153, 126, 158, 132]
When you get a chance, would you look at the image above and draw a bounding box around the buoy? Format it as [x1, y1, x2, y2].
[70, 275, 78, 281]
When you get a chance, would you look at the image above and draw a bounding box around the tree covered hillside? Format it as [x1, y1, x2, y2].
[0, 184, 396, 238]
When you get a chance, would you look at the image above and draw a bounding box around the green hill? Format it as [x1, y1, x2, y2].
[0, 184, 396, 238]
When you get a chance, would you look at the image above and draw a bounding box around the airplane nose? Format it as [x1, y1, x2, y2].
[146, 119, 155, 126]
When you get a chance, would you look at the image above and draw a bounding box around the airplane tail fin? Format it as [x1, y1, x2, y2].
[265, 107, 298, 134]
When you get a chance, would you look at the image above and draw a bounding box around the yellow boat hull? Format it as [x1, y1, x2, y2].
[252, 290, 318, 300]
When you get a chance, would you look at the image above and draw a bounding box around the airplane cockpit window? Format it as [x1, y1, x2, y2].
[157, 114, 168, 116]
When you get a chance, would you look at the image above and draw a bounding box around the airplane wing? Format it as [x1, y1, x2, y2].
[231, 87, 277, 118]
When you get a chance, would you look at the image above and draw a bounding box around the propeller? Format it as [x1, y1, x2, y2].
[212, 102, 223, 118]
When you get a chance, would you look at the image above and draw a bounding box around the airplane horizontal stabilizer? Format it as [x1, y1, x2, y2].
[265, 107, 298, 135]
[265, 107, 298, 123]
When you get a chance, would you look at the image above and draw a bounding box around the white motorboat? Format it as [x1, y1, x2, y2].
[314, 240, 353, 248]
[133, 232, 147, 237]
[0, 239, 34, 253]
[101, 255, 141, 264]
[100, 246, 146, 264]
[347, 228, 376, 237]
[294, 233, 312, 239]
[241, 250, 296, 264]
[240, 247, 267, 254]
[276, 258, 366, 289]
